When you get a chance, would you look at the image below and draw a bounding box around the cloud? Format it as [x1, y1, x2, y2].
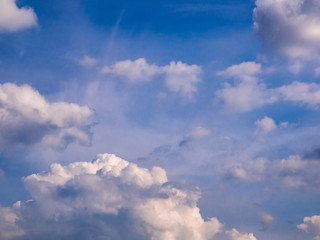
[253, 0, 320, 59]
[215, 62, 278, 112]
[226, 228, 257, 240]
[0, 153, 226, 239]
[298, 215, 320, 239]
[259, 212, 275, 231]
[0, 0, 38, 33]
[0, 204, 24, 239]
[179, 126, 211, 147]
[217, 61, 261, 82]
[101, 58, 162, 83]
[278, 81, 320, 106]
[0, 83, 93, 149]
[102, 58, 202, 97]
[254, 116, 277, 139]
[216, 62, 320, 112]
[162, 61, 202, 97]
[76, 55, 99, 67]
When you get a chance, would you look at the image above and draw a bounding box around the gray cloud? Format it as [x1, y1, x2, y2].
[254, 0, 320, 59]
[0, 83, 93, 149]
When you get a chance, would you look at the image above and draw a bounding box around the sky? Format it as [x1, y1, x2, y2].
[1, 0, 320, 239]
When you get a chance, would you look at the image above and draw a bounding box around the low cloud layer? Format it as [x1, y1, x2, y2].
[298, 215, 320, 239]
[102, 58, 202, 97]
[0, 83, 93, 149]
[254, 0, 320, 59]
[0, 0, 38, 33]
[0, 153, 257, 240]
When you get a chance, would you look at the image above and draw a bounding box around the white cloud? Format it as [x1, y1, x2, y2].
[278, 81, 320, 106]
[162, 61, 202, 97]
[0, 0, 37, 33]
[0, 205, 24, 239]
[216, 62, 320, 112]
[298, 215, 320, 239]
[216, 80, 277, 112]
[217, 62, 261, 82]
[253, 0, 320, 59]
[0, 83, 93, 149]
[101, 58, 161, 83]
[254, 116, 277, 139]
[102, 58, 202, 97]
[226, 228, 257, 240]
[0, 153, 225, 239]
[179, 126, 211, 147]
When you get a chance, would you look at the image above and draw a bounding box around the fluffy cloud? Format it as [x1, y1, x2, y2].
[216, 62, 278, 112]
[0, 153, 226, 239]
[101, 58, 161, 83]
[298, 215, 320, 239]
[102, 58, 202, 97]
[162, 61, 202, 97]
[216, 62, 320, 112]
[278, 81, 320, 106]
[253, 0, 320, 59]
[217, 62, 261, 82]
[226, 228, 257, 240]
[0, 0, 37, 33]
[0, 83, 93, 149]
[254, 116, 277, 139]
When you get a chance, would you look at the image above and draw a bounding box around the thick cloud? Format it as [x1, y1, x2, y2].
[253, 0, 320, 59]
[0, 83, 93, 149]
[0, 0, 37, 33]
[226, 228, 257, 240]
[298, 215, 320, 239]
[0, 153, 258, 240]
[102, 58, 202, 97]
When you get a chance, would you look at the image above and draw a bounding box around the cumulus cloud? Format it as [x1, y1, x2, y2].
[254, 116, 277, 139]
[253, 0, 320, 59]
[101, 58, 161, 83]
[216, 62, 320, 112]
[0, 0, 38, 33]
[0, 83, 93, 149]
[162, 61, 202, 97]
[102, 58, 202, 97]
[0, 153, 227, 239]
[278, 81, 320, 106]
[298, 215, 320, 239]
[216, 62, 278, 112]
[217, 62, 262, 82]
[226, 228, 257, 240]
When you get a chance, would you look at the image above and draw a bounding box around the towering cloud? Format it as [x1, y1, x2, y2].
[0, 83, 93, 149]
[0, 0, 38, 33]
[0, 153, 257, 240]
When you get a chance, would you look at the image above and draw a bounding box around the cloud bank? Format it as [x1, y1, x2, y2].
[0, 0, 38, 33]
[0, 153, 257, 240]
[0, 83, 93, 149]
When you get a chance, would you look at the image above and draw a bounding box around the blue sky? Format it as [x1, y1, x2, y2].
[1, 0, 320, 239]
